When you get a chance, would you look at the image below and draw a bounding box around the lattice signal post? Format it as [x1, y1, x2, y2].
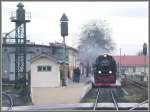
[10, 2, 31, 92]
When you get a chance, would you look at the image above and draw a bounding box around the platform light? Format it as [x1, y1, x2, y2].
[98, 70, 102, 74]
[109, 71, 112, 74]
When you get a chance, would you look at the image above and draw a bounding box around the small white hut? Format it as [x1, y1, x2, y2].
[30, 54, 61, 104]
[30, 54, 61, 88]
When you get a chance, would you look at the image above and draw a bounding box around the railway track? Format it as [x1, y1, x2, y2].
[93, 88, 100, 110]
[2, 92, 13, 111]
[111, 89, 119, 111]
[93, 88, 119, 111]
[127, 79, 148, 91]
[129, 100, 148, 110]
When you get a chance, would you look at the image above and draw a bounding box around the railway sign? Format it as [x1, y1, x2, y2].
[60, 13, 69, 37]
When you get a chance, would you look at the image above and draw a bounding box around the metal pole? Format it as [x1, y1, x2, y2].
[144, 55, 146, 76]
[63, 36, 66, 62]
[23, 22, 27, 95]
[62, 36, 66, 86]
[119, 48, 121, 76]
[15, 23, 19, 89]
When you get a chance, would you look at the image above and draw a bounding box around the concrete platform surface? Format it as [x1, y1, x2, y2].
[31, 82, 92, 105]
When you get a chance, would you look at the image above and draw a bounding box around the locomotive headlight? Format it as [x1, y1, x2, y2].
[109, 71, 112, 74]
[104, 54, 107, 57]
[98, 70, 102, 74]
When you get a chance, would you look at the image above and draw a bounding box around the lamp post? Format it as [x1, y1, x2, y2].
[143, 43, 147, 77]
[60, 13, 69, 86]
[119, 48, 121, 77]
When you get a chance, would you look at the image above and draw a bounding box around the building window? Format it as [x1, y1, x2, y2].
[47, 66, 51, 71]
[38, 66, 42, 71]
[4, 48, 7, 52]
[37, 66, 52, 72]
[36, 48, 40, 52]
[52, 47, 56, 55]
[43, 66, 46, 71]
[133, 67, 136, 73]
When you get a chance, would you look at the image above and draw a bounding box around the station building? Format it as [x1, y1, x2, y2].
[2, 39, 78, 82]
[113, 55, 148, 81]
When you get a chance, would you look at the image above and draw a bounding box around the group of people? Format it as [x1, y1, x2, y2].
[73, 67, 81, 83]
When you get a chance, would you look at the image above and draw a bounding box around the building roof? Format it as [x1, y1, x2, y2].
[30, 53, 58, 63]
[3, 42, 77, 52]
[49, 42, 77, 52]
[113, 55, 148, 67]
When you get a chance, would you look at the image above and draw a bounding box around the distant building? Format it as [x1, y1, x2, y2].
[113, 55, 148, 81]
[2, 40, 78, 82]
[68, 47, 78, 78]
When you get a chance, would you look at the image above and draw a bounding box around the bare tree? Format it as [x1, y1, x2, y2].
[78, 19, 116, 63]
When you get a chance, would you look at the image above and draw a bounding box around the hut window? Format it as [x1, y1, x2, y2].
[47, 66, 51, 71]
[43, 66, 46, 71]
[38, 66, 42, 71]
[37, 66, 52, 72]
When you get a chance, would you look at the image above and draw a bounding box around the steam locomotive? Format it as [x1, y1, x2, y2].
[91, 54, 117, 87]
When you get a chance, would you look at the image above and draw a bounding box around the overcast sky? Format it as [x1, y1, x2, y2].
[2, 1, 148, 55]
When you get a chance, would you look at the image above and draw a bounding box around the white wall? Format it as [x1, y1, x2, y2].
[125, 66, 148, 75]
[31, 58, 60, 87]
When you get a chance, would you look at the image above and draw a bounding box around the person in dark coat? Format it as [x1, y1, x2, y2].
[76, 67, 81, 82]
[73, 68, 77, 82]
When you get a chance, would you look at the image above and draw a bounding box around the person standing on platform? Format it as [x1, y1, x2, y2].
[73, 68, 77, 82]
[76, 67, 81, 83]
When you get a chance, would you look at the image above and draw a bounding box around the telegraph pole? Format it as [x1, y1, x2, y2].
[60, 13, 69, 86]
[143, 43, 147, 78]
[119, 48, 121, 77]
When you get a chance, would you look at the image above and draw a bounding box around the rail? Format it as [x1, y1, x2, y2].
[127, 79, 148, 91]
[129, 100, 148, 110]
[93, 88, 100, 111]
[2, 92, 13, 111]
[111, 89, 119, 111]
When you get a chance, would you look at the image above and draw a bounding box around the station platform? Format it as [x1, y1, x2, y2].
[31, 76, 92, 105]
